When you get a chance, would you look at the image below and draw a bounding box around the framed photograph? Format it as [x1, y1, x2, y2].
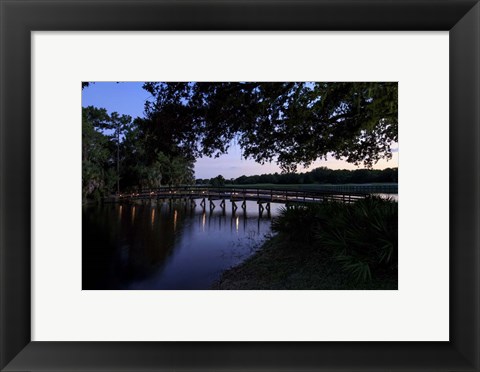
[1, 0, 479, 371]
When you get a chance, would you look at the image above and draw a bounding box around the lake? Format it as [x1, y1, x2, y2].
[83, 193, 398, 290]
[83, 200, 283, 290]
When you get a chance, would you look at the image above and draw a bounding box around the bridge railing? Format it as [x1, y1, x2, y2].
[127, 184, 397, 194]
[115, 186, 375, 204]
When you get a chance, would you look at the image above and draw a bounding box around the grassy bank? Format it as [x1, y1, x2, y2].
[212, 197, 398, 290]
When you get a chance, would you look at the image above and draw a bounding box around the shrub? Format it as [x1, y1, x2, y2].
[271, 204, 322, 244]
[315, 196, 397, 281]
[272, 196, 398, 282]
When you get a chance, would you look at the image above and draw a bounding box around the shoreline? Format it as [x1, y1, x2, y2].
[212, 234, 398, 290]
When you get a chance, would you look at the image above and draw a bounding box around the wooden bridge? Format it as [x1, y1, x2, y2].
[111, 186, 373, 216]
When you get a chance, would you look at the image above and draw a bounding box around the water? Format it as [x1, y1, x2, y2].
[373, 193, 399, 201]
[83, 200, 283, 290]
[83, 194, 399, 290]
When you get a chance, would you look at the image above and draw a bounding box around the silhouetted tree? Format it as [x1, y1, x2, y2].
[210, 175, 226, 187]
[144, 82, 397, 172]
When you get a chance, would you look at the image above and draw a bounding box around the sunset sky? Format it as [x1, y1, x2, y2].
[82, 82, 398, 179]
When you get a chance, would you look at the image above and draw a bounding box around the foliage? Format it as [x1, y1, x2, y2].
[210, 175, 226, 187]
[82, 107, 116, 203]
[314, 197, 398, 282]
[143, 82, 398, 171]
[271, 197, 398, 282]
[271, 205, 322, 244]
[82, 105, 196, 202]
[214, 166, 398, 186]
[83, 81, 398, 200]
[82, 107, 133, 200]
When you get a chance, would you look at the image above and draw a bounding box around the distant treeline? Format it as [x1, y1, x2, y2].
[196, 167, 398, 186]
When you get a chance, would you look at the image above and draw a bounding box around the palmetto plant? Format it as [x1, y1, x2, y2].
[271, 204, 323, 243]
[314, 196, 398, 282]
[272, 196, 398, 282]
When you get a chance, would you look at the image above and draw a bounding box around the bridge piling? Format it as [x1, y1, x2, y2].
[258, 202, 264, 217]
[232, 200, 238, 214]
[116, 186, 374, 208]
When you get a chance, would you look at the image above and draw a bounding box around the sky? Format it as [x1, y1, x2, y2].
[82, 82, 398, 179]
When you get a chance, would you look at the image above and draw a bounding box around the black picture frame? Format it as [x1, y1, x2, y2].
[1, 0, 479, 371]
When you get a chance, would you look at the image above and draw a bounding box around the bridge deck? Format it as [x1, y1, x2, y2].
[112, 186, 371, 205]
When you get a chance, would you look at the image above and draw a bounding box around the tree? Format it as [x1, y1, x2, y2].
[108, 112, 132, 193]
[82, 106, 116, 202]
[82, 94, 197, 197]
[227, 167, 398, 186]
[210, 175, 226, 187]
[143, 82, 397, 172]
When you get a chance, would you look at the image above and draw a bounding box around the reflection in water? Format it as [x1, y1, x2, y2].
[83, 194, 399, 290]
[173, 209, 178, 232]
[83, 199, 282, 290]
[374, 193, 399, 201]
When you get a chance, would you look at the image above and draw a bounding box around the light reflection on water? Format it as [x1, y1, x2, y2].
[374, 193, 399, 201]
[83, 194, 398, 290]
[83, 199, 283, 290]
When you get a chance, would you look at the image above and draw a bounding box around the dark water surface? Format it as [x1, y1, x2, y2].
[83, 200, 282, 290]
